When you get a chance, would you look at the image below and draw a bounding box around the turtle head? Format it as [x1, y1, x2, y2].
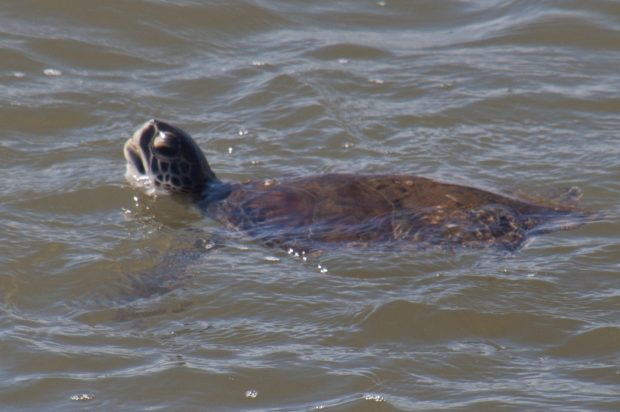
[123, 119, 218, 196]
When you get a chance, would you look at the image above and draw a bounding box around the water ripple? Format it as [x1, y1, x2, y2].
[1, 0, 619, 410]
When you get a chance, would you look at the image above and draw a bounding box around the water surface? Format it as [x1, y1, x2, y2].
[1, 1, 619, 410]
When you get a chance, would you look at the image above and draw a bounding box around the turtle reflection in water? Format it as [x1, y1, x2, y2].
[123, 120, 587, 254]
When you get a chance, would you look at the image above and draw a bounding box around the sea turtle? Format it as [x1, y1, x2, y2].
[123, 119, 586, 253]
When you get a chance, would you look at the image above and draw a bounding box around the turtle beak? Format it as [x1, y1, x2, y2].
[124, 120, 158, 185]
[124, 139, 145, 176]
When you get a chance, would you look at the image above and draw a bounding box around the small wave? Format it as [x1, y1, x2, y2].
[354, 299, 582, 343]
[548, 326, 620, 358]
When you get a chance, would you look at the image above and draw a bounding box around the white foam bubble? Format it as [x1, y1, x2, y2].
[43, 68, 62, 77]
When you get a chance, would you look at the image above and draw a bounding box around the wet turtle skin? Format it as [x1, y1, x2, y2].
[124, 120, 584, 253]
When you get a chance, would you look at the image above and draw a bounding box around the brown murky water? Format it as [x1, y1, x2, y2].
[1, 1, 619, 410]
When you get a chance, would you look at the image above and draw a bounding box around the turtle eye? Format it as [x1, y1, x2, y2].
[152, 131, 179, 158]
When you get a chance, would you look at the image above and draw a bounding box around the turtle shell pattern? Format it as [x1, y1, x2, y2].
[207, 173, 569, 252]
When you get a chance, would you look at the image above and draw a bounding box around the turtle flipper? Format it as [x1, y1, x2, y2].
[78, 233, 221, 324]
[122, 237, 217, 301]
